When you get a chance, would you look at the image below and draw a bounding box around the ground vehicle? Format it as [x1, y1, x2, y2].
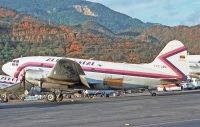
[84, 90, 115, 97]
[181, 82, 196, 90]
[180, 77, 200, 90]
[157, 84, 182, 92]
[189, 78, 200, 89]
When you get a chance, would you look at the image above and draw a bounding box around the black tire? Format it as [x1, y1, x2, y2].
[106, 94, 110, 98]
[151, 92, 157, 96]
[57, 94, 63, 102]
[2, 95, 8, 103]
[3, 98, 8, 102]
[46, 92, 56, 102]
[181, 86, 184, 91]
[68, 95, 72, 99]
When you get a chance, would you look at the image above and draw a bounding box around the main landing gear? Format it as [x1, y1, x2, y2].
[147, 88, 157, 96]
[46, 92, 63, 102]
[0, 94, 8, 103]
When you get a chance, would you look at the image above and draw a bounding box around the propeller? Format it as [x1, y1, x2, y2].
[19, 70, 27, 91]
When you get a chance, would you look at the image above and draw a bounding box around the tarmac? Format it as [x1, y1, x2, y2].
[1, 92, 200, 127]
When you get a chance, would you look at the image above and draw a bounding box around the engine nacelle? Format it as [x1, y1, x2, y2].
[25, 70, 47, 81]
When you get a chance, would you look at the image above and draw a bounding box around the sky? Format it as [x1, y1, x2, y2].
[88, 0, 200, 26]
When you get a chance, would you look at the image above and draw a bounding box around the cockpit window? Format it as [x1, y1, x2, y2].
[12, 60, 19, 66]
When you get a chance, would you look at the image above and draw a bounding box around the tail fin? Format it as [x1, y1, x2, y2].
[151, 40, 189, 81]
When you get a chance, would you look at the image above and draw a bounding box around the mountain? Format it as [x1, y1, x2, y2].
[0, 7, 159, 75]
[0, 0, 154, 33]
[73, 21, 115, 36]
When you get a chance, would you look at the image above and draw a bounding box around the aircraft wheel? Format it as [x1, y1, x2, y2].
[57, 94, 63, 102]
[46, 92, 56, 102]
[151, 92, 157, 96]
[1, 95, 8, 103]
[181, 86, 184, 91]
[105, 94, 110, 98]
[89, 95, 94, 98]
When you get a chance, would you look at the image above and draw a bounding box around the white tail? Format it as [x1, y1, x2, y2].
[151, 40, 189, 81]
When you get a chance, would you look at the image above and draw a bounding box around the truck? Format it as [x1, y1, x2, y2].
[157, 84, 182, 92]
[84, 90, 115, 97]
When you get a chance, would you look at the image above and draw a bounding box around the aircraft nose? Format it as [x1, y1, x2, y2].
[2, 62, 13, 76]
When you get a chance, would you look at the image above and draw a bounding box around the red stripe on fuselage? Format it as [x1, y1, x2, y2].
[82, 66, 176, 78]
[13, 63, 176, 79]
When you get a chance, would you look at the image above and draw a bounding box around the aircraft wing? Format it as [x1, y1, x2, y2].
[46, 58, 90, 88]
[0, 82, 32, 92]
[0, 75, 25, 91]
[0, 83, 17, 90]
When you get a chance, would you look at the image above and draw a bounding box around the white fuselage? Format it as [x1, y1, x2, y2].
[2, 56, 181, 90]
[0, 75, 20, 89]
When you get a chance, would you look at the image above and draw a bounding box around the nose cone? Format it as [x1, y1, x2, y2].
[2, 62, 13, 77]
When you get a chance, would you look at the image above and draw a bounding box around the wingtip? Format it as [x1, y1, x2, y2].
[79, 75, 90, 88]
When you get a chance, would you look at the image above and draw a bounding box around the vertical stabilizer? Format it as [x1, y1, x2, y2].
[151, 40, 189, 81]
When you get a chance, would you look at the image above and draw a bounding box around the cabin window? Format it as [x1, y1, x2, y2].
[12, 60, 19, 66]
[86, 62, 91, 65]
[56, 59, 60, 62]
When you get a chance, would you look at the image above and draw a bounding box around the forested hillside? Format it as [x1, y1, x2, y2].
[0, 7, 160, 74]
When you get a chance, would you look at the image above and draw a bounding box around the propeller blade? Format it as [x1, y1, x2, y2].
[20, 71, 26, 91]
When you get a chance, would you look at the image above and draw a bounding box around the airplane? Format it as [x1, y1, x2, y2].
[0, 75, 20, 102]
[2, 40, 189, 102]
[188, 55, 200, 78]
[0, 75, 20, 90]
